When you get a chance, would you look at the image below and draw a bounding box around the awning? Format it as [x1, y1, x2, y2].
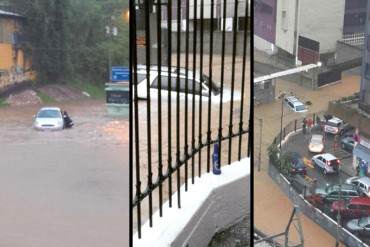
[353, 144, 370, 162]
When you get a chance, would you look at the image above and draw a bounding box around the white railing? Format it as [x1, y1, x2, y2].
[341, 32, 365, 46]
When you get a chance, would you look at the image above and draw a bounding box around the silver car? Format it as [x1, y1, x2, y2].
[347, 217, 370, 236]
[33, 107, 64, 130]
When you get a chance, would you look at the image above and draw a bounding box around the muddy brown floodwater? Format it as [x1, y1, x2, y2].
[133, 54, 250, 234]
[0, 100, 129, 247]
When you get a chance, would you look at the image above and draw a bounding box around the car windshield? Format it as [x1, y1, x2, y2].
[37, 110, 61, 118]
[359, 217, 368, 225]
[327, 121, 341, 127]
[293, 159, 305, 168]
[311, 136, 322, 144]
[295, 104, 306, 111]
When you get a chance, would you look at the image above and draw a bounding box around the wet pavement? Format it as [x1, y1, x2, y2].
[0, 100, 129, 247]
[208, 215, 250, 247]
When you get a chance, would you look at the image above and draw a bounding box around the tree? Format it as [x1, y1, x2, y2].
[9, 0, 129, 84]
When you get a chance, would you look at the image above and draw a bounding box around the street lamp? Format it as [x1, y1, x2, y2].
[106, 16, 118, 82]
[279, 91, 286, 151]
[257, 118, 263, 172]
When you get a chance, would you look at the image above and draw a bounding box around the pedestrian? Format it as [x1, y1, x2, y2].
[307, 118, 313, 133]
[302, 118, 307, 135]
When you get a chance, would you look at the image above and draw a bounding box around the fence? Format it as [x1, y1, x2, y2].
[130, 0, 250, 238]
[269, 116, 370, 247]
[341, 32, 365, 46]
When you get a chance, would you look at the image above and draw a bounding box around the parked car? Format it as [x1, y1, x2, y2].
[346, 176, 370, 197]
[285, 152, 307, 176]
[283, 95, 307, 113]
[323, 116, 351, 136]
[346, 217, 370, 236]
[312, 153, 341, 175]
[308, 134, 324, 153]
[346, 176, 360, 185]
[315, 184, 361, 203]
[341, 136, 356, 152]
[134, 65, 239, 103]
[331, 197, 370, 218]
[33, 107, 64, 131]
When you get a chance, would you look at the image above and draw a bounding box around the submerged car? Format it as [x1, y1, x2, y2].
[308, 134, 324, 153]
[283, 95, 307, 113]
[134, 65, 240, 103]
[33, 107, 64, 130]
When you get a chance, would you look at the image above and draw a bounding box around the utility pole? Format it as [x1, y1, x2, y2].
[257, 118, 263, 172]
[106, 16, 118, 82]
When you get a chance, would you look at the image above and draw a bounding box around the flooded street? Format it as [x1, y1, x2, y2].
[0, 100, 129, 247]
[133, 54, 250, 232]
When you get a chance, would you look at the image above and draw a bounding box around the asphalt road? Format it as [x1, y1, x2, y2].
[0, 101, 129, 247]
[282, 127, 355, 189]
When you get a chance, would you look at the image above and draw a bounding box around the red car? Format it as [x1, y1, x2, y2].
[331, 198, 370, 218]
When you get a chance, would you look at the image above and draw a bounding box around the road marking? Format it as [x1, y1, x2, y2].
[304, 157, 314, 169]
[304, 175, 315, 184]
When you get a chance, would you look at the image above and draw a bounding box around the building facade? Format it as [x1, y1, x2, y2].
[0, 10, 32, 90]
[254, 0, 345, 65]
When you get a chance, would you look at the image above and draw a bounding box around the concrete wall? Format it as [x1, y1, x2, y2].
[134, 158, 250, 247]
[299, 0, 345, 54]
[275, 0, 297, 54]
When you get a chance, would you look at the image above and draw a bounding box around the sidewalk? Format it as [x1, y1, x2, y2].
[254, 73, 360, 246]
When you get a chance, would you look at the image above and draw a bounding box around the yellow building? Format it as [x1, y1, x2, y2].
[0, 9, 32, 90]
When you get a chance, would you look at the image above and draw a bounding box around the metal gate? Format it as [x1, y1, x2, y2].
[129, 0, 250, 238]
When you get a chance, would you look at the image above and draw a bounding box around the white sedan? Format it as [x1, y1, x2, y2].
[135, 65, 240, 103]
[33, 107, 64, 130]
[308, 134, 324, 153]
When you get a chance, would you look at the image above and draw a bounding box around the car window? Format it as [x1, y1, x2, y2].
[137, 74, 147, 83]
[37, 110, 61, 118]
[295, 104, 305, 112]
[288, 102, 294, 108]
[349, 191, 359, 196]
[359, 205, 370, 210]
[329, 191, 339, 196]
[353, 181, 359, 186]
[348, 204, 359, 209]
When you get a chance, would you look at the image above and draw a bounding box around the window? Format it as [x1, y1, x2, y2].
[288, 102, 294, 109]
[367, 35, 370, 52]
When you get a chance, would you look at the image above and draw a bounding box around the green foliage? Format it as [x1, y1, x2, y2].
[0, 97, 8, 107]
[10, 0, 129, 85]
[36, 91, 55, 104]
[279, 152, 292, 178]
[67, 79, 105, 99]
[267, 142, 280, 166]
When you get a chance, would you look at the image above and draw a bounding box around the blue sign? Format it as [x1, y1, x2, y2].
[111, 66, 129, 82]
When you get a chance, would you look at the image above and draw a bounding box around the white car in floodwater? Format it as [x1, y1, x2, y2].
[134, 65, 241, 103]
[33, 107, 64, 130]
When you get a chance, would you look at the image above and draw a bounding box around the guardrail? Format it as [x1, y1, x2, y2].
[130, 0, 250, 238]
[268, 116, 370, 247]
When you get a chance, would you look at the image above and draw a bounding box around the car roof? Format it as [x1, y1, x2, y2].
[39, 107, 61, 111]
[286, 96, 304, 105]
[350, 197, 370, 205]
[330, 184, 358, 191]
[357, 177, 370, 185]
[311, 135, 323, 140]
[328, 117, 342, 124]
[317, 153, 338, 160]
